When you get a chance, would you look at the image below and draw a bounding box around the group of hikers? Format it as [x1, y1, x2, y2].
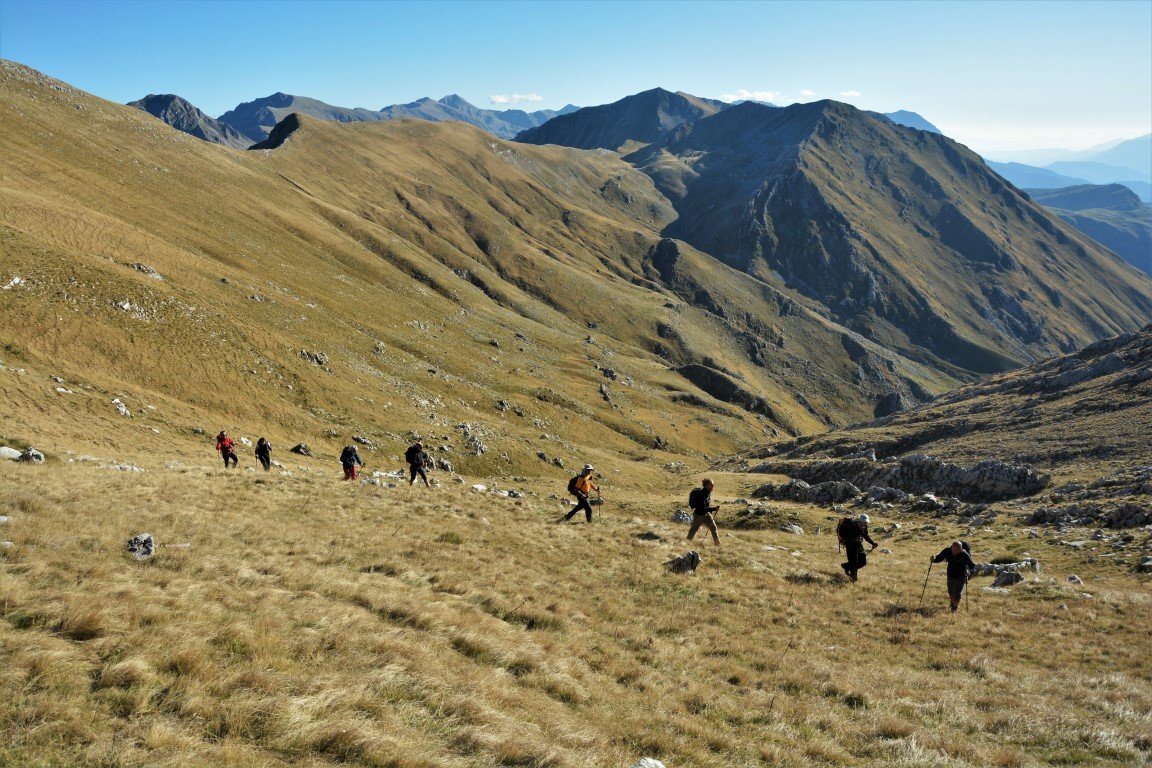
[214, 431, 433, 486]
[216, 431, 973, 609]
[563, 469, 977, 611]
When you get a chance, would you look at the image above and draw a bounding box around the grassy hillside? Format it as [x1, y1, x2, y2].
[3, 461, 1149, 768]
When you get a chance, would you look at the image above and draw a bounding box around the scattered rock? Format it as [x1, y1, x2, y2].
[630, 760, 667, 768]
[352, 435, 375, 447]
[129, 263, 163, 280]
[290, 443, 312, 456]
[471, 484, 488, 492]
[664, 551, 700, 574]
[1136, 556, 1152, 574]
[844, 447, 876, 461]
[127, 533, 154, 560]
[0, 446, 21, 461]
[0, 516, 9, 524]
[992, 570, 1025, 587]
[1067, 574, 1083, 585]
[239, 436, 252, 447]
[552, 457, 565, 469]
[780, 523, 805, 535]
[101, 463, 145, 472]
[112, 398, 131, 417]
[17, 448, 45, 464]
[671, 510, 692, 524]
[298, 349, 328, 366]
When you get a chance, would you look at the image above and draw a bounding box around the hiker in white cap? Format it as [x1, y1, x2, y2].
[562, 464, 599, 523]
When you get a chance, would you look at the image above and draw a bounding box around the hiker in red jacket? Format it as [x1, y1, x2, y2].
[216, 431, 238, 468]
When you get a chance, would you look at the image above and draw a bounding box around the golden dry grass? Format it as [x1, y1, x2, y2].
[2, 460, 1149, 767]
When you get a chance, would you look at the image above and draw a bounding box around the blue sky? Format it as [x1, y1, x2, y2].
[1, 0, 1149, 153]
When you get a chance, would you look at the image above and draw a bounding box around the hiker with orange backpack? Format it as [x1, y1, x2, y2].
[562, 464, 598, 523]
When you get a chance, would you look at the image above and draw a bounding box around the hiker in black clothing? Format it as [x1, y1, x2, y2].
[687, 478, 721, 546]
[405, 441, 431, 487]
[340, 445, 363, 481]
[932, 540, 977, 612]
[838, 513, 877, 581]
[255, 437, 272, 472]
[562, 464, 598, 522]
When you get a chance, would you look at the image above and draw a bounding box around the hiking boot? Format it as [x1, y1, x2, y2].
[849, 571, 858, 582]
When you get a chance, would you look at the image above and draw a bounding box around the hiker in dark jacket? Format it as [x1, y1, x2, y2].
[932, 541, 977, 612]
[340, 445, 363, 481]
[562, 464, 598, 523]
[216, 431, 238, 468]
[255, 437, 272, 472]
[687, 478, 721, 546]
[838, 513, 877, 581]
[405, 441, 431, 487]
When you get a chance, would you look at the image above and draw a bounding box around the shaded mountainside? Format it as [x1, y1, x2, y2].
[737, 325, 1152, 479]
[514, 87, 730, 151]
[217, 91, 574, 143]
[1, 61, 955, 474]
[624, 100, 1152, 375]
[128, 94, 252, 149]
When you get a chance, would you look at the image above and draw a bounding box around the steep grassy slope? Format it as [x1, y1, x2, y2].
[0, 61, 947, 477]
[627, 101, 1152, 375]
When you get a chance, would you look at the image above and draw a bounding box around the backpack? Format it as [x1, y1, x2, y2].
[688, 487, 705, 509]
[340, 446, 356, 464]
[567, 475, 581, 495]
[405, 445, 419, 464]
[837, 517, 861, 541]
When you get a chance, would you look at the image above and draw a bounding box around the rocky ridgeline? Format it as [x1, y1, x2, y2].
[749, 453, 1050, 502]
[1026, 466, 1152, 529]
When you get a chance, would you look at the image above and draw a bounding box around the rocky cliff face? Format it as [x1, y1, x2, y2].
[128, 94, 251, 149]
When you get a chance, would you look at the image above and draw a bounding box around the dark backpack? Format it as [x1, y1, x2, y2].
[688, 487, 705, 510]
[405, 445, 419, 464]
[837, 517, 861, 541]
[340, 446, 356, 464]
[567, 475, 581, 495]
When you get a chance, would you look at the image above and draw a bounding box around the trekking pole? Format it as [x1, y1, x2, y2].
[965, 574, 970, 613]
[917, 560, 933, 611]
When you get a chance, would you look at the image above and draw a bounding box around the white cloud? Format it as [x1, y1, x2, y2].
[489, 93, 544, 105]
[720, 89, 782, 104]
[800, 89, 816, 97]
[838, 90, 862, 98]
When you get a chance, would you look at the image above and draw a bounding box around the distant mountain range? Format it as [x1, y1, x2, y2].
[129, 86, 941, 156]
[1026, 184, 1152, 276]
[985, 133, 1152, 202]
[162, 92, 579, 144]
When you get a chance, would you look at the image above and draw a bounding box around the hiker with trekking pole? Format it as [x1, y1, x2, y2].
[405, 441, 432, 487]
[930, 540, 976, 613]
[561, 464, 598, 523]
[216, 431, 239, 469]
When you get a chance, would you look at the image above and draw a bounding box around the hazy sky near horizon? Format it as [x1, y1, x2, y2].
[1, 0, 1149, 154]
